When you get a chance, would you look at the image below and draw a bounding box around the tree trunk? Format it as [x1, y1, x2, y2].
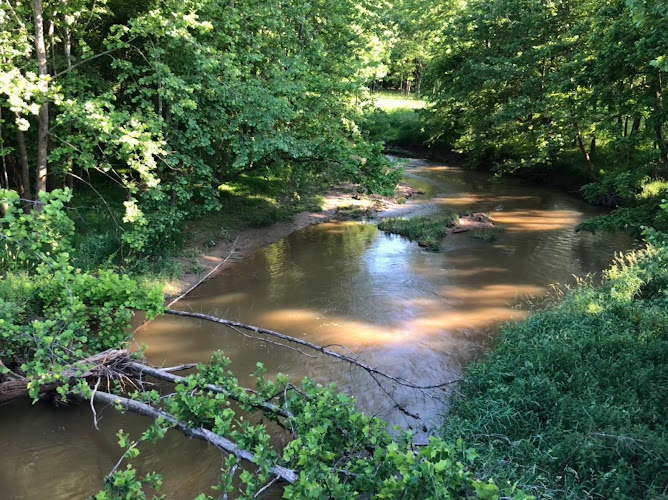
[652, 72, 668, 167]
[0, 108, 8, 216]
[0, 349, 129, 404]
[63, 10, 73, 189]
[33, 0, 49, 201]
[624, 117, 629, 137]
[15, 122, 32, 206]
[576, 132, 594, 176]
[0, 108, 7, 190]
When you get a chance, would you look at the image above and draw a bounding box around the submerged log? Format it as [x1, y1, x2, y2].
[165, 309, 459, 391]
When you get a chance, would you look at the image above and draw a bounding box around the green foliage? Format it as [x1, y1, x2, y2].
[441, 243, 668, 499]
[0, 189, 164, 399]
[100, 353, 527, 500]
[378, 214, 458, 250]
[579, 175, 668, 234]
[365, 107, 430, 148]
[0, 0, 402, 260]
[423, 0, 668, 220]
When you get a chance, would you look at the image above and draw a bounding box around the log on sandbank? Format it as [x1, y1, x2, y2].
[449, 213, 496, 234]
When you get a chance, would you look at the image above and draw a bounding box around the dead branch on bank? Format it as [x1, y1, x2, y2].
[165, 309, 461, 392]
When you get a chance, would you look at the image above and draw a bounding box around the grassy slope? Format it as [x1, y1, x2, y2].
[63, 173, 325, 288]
[442, 244, 668, 499]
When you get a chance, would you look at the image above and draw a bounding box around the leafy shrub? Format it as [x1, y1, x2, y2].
[97, 355, 529, 500]
[0, 189, 164, 399]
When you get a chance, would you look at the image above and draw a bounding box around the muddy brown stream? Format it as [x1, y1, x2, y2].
[0, 158, 631, 498]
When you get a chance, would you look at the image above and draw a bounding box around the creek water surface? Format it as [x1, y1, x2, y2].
[0, 158, 631, 498]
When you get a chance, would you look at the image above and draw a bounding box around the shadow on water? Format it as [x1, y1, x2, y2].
[0, 157, 633, 498]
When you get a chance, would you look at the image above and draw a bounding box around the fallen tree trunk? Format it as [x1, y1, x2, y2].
[124, 361, 293, 419]
[0, 349, 129, 404]
[92, 390, 299, 484]
[0, 351, 292, 422]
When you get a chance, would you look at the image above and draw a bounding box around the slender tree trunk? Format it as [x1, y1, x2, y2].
[15, 121, 32, 206]
[590, 136, 596, 157]
[0, 108, 7, 190]
[49, 17, 56, 73]
[0, 107, 8, 216]
[64, 16, 74, 189]
[630, 117, 641, 137]
[33, 0, 49, 201]
[652, 72, 668, 167]
[576, 132, 594, 176]
[624, 117, 629, 137]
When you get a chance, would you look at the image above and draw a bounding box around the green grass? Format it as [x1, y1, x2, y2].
[378, 214, 457, 250]
[364, 91, 430, 148]
[59, 171, 326, 291]
[214, 173, 325, 234]
[373, 91, 427, 111]
[442, 244, 668, 499]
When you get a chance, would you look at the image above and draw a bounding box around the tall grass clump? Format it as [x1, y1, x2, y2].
[442, 243, 668, 499]
[378, 214, 457, 250]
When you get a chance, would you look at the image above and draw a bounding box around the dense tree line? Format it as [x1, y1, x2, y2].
[0, 0, 402, 253]
[418, 0, 668, 231]
[425, 0, 668, 170]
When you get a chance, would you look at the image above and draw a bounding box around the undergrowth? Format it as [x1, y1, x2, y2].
[442, 243, 668, 499]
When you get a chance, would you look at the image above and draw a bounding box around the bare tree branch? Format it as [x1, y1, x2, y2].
[165, 309, 460, 391]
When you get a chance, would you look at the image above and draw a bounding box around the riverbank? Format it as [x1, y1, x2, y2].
[441, 241, 668, 499]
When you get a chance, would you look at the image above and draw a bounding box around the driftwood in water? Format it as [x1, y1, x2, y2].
[450, 213, 496, 234]
[1, 351, 299, 483]
[165, 309, 459, 391]
[92, 390, 299, 484]
[0, 351, 293, 421]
